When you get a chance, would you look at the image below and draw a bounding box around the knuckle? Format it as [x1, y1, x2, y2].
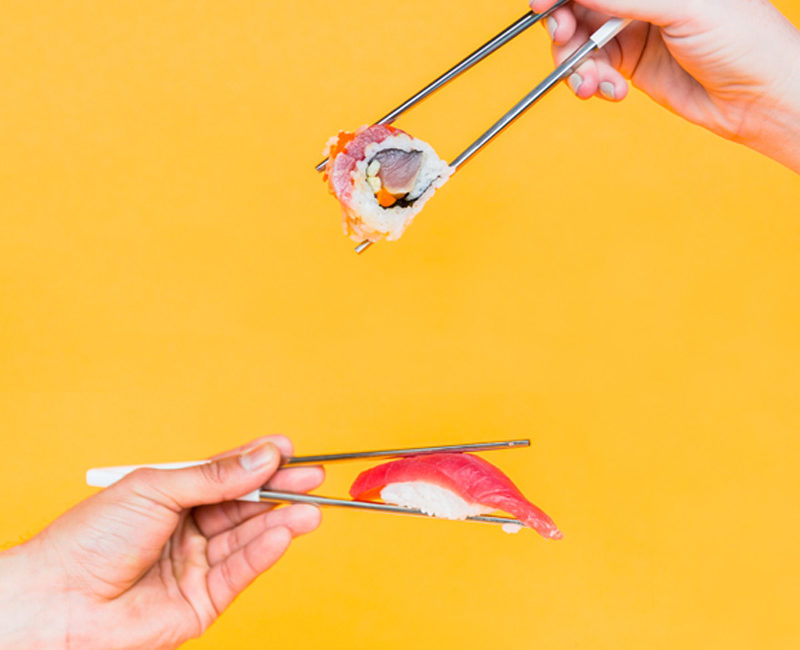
[219, 559, 239, 594]
[227, 528, 241, 556]
[120, 467, 182, 511]
[242, 544, 261, 576]
[200, 459, 230, 486]
[122, 467, 159, 493]
[128, 466, 157, 482]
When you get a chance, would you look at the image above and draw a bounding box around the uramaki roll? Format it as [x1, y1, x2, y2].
[323, 125, 453, 243]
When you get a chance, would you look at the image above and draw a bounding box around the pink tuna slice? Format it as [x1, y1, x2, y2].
[373, 149, 424, 195]
[328, 125, 401, 202]
[349, 453, 563, 540]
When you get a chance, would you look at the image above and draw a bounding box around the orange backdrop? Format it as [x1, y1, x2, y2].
[1, 1, 799, 648]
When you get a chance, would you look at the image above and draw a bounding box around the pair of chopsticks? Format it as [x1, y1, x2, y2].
[316, 2, 630, 254]
[87, 439, 530, 528]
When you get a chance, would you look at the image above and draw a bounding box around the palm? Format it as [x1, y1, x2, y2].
[92, 516, 211, 649]
[43, 497, 291, 649]
[135, 502, 291, 634]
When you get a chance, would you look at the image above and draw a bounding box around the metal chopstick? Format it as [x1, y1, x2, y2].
[314, 1, 569, 173]
[450, 17, 631, 170]
[281, 438, 530, 466]
[259, 489, 525, 527]
[352, 17, 631, 255]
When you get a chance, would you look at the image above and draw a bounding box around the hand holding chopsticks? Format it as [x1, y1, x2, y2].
[14, 438, 321, 650]
[87, 439, 532, 528]
[317, 4, 630, 254]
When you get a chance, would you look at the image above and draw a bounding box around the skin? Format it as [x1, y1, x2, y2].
[0, 436, 324, 650]
[530, 0, 800, 173]
[2, 6, 798, 646]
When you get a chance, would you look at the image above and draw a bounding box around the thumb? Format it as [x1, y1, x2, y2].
[122, 440, 281, 511]
[530, 0, 680, 25]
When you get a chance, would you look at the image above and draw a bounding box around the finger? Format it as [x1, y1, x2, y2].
[553, 26, 599, 99]
[120, 440, 281, 512]
[614, 21, 653, 78]
[549, 10, 647, 85]
[193, 500, 273, 538]
[210, 437, 325, 491]
[266, 466, 325, 493]
[529, 0, 561, 12]
[594, 59, 629, 101]
[208, 525, 292, 613]
[206, 504, 321, 565]
[567, 59, 600, 100]
[542, 6, 576, 45]
[192, 465, 324, 537]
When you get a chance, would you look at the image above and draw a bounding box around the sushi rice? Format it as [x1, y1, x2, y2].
[381, 481, 523, 534]
[380, 481, 495, 519]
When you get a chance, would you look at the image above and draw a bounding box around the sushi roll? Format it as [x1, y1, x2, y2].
[350, 452, 563, 539]
[323, 124, 453, 243]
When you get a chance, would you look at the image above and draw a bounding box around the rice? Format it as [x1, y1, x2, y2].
[380, 481, 494, 520]
[348, 135, 452, 241]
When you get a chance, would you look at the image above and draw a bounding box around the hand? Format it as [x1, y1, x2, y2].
[0, 436, 324, 650]
[530, 0, 800, 172]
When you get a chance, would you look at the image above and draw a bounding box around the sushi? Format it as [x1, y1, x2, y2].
[323, 124, 453, 243]
[349, 452, 563, 539]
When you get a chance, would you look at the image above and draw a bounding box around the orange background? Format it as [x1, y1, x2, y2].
[1, 1, 799, 648]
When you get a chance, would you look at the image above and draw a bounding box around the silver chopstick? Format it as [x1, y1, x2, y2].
[259, 489, 525, 527]
[282, 438, 530, 466]
[352, 18, 631, 255]
[314, 1, 569, 173]
[450, 17, 631, 170]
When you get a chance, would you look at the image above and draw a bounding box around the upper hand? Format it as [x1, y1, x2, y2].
[530, 0, 800, 171]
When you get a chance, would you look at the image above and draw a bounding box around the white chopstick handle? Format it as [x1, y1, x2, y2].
[86, 462, 262, 502]
[590, 17, 632, 49]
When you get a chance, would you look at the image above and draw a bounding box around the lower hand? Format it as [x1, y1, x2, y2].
[0, 436, 324, 650]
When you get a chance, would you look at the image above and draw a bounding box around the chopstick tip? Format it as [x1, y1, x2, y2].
[355, 240, 373, 254]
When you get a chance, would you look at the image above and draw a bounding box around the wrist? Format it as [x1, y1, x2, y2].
[0, 538, 68, 650]
[738, 30, 800, 173]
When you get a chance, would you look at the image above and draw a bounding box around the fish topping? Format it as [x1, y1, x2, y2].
[350, 452, 563, 540]
[372, 149, 424, 196]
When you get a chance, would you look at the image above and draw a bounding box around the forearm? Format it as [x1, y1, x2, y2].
[0, 541, 67, 650]
[742, 69, 800, 174]
[718, 4, 800, 174]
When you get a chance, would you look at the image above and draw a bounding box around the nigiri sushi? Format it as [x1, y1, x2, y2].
[349, 452, 563, 539]
[323, 124, 453, 243]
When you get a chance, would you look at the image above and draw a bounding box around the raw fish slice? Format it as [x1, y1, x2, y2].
[349, 453, 563, 540]
[324, 125, 399, 201]
[373, 149, 423, 195]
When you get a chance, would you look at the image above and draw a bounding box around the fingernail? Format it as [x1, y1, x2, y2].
[568, 73, 582, 94]
[599, 81, 616, 100]
[545, 16, 557, 39]
[240, 442, 277, 472]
